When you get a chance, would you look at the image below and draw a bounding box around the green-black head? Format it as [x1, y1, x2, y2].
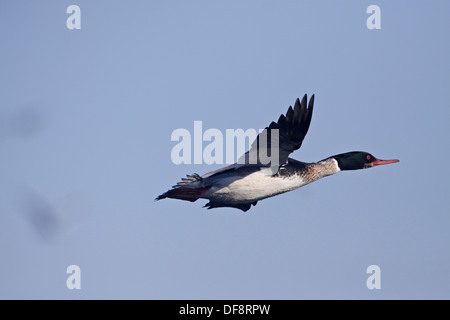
[330, 151, 399, 171]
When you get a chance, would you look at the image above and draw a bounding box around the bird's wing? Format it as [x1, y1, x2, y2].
[238, 94, 314, 170]
[203, 200, 257, 212]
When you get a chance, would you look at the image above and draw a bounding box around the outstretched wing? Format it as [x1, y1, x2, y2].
[239, 94, 314, 169]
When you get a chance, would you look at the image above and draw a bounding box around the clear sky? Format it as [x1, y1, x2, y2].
[1, 1, 449, 299]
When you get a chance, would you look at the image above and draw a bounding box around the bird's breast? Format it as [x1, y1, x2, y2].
[203, 170, 307, 203]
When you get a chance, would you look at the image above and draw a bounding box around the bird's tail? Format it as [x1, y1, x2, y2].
[155, 173, 210, 202]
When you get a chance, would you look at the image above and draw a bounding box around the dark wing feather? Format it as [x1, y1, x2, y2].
[203, 201, 257, 212]
[240, 94, 314, 167]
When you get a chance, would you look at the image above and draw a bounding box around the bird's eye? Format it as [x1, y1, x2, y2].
[366, 155, 371, 160]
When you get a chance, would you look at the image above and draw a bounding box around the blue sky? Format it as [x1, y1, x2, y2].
[1, 1, 449, 299]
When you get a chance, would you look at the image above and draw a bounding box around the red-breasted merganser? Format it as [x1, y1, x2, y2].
[156, 95, 399, 211]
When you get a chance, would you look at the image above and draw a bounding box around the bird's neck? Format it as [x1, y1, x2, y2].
[302, 158, 341, 184]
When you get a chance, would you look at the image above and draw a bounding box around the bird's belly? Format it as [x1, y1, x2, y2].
[203, 172, 306, 203]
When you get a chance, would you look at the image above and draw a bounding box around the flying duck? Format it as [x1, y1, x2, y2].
[156, 94, 399, 211]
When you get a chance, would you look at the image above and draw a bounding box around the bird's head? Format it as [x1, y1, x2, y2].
[331, 151, 399, 171]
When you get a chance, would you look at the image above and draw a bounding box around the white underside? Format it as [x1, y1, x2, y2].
[202, 170, 307, 204]
[200, 158, 340, 204]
